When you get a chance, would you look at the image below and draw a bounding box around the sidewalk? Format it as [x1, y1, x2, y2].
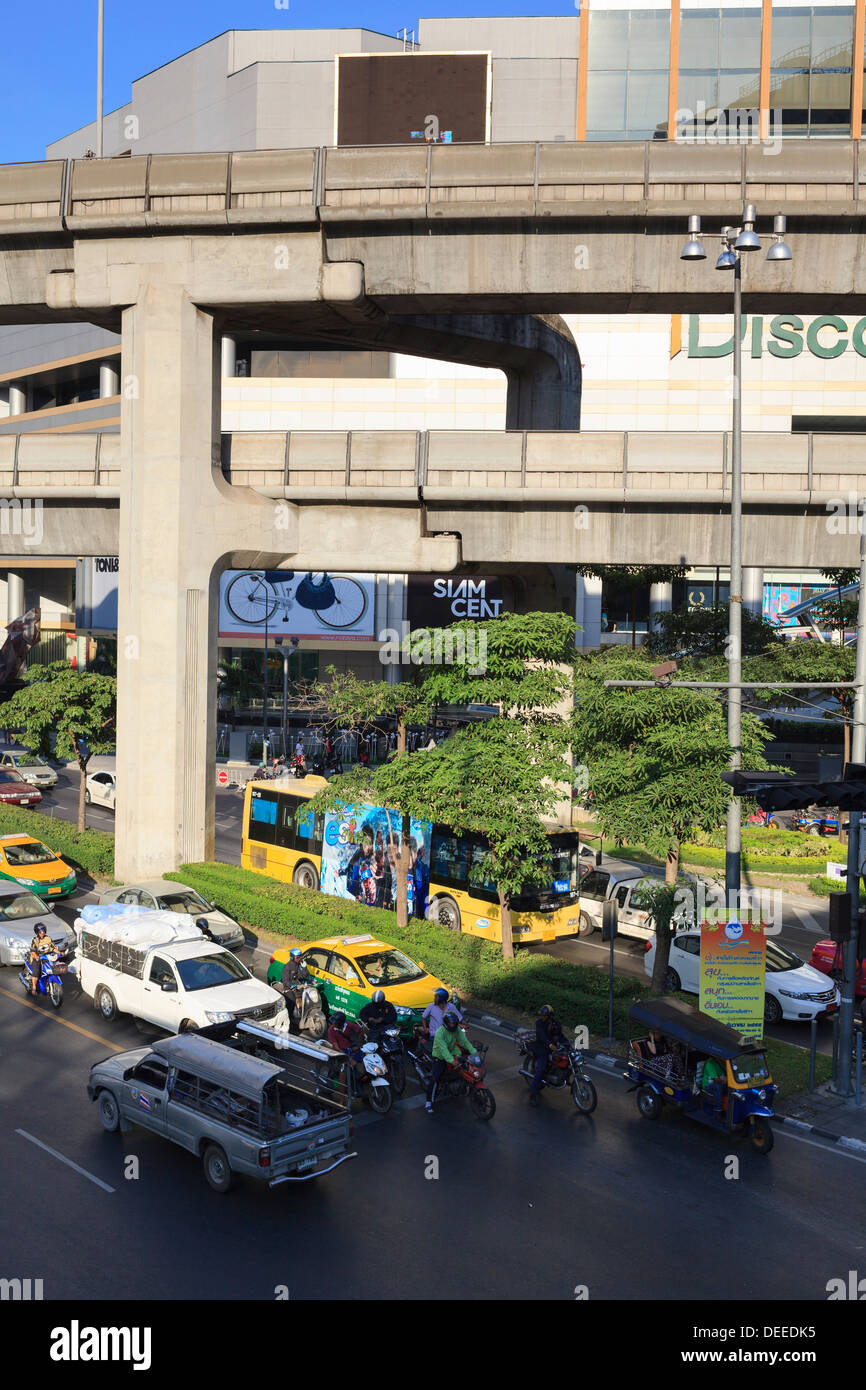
[775, 1078, 866, 1150]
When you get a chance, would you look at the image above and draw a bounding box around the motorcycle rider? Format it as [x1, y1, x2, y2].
[27, 923, 58, 996]
[359, 988, 397, 1033]
[528, 1004, 562, 1106]
[327, 1010, 365, 1081]
[419, 988, 463, 1052]
[425, 1010, 473, 1114]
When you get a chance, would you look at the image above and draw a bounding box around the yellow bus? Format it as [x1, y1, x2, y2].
[241, 775, 583, 946]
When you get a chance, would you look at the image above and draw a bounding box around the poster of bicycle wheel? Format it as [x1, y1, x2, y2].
[218, 570, 376, 641]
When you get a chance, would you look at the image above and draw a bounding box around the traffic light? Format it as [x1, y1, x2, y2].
[722, 771, 866, 811]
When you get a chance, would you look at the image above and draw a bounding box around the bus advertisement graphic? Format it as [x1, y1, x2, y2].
[321, 806, 432, 917]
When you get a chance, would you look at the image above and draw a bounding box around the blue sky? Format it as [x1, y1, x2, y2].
[0, 1, 579, 165]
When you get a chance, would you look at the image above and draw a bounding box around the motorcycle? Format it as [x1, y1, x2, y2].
[289, 753, 306, 778]
[366, 1024, 406, 1095]
[292, 978, 328, 1040]
[515, 1031, 598, 1113]
[18, 951, 66, 1009]
[407, 1033, 495, 1120]
[348, 1031, 392, 1114]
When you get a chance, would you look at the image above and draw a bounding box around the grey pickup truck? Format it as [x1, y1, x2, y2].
[87, 1023, 357, 1192]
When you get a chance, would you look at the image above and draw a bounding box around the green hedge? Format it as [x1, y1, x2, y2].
[680, 845, 830, 876]
[169, 862, 648, 1035]
[806, 875, 866, 900]
[0, 804, 114, 880]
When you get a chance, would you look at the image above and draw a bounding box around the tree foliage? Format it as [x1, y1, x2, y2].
[645, 602, 782, 657]
[0, 662, 116, 831]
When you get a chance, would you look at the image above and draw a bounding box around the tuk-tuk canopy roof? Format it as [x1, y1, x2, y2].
[628, 997, 762, 1060]
[153, 1033, 286, 1100]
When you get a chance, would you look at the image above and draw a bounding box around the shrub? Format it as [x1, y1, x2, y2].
[169, 862, 648, 1034]
[806, 875, 866, 899]
[0, 804, 114, 880]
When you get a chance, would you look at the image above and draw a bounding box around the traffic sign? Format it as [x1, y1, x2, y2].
[217, 769, 229, 786]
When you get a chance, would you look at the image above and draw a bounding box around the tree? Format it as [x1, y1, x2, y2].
[0, 662, 117, 830]
[216, 657, 259, 725]
[572, 648, 771, 990]
[576, 564, 687, 649]
[646, 602, 782, 658]
[812, 567, 858, 645]
[304, 668, 433, 930]
[306, 612, 577, 952]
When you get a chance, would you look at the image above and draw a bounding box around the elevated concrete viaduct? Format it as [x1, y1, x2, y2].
[2, 139, 866, 876]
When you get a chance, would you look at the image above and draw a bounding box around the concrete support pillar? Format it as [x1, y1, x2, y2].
[221, 335, 237, 380]
[743, 567, 764, 617]
[6, 571, 25, 623]
[649, 580, 673, 631]
[8, 383, 27, 417]
[575, 573, 602, 648]
[99, 360, 120, 397]
[116, 286, 220, 879]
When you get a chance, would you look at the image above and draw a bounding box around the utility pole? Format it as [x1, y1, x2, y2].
[96, 0, 104, 158]
[835, 528, 866, 1096]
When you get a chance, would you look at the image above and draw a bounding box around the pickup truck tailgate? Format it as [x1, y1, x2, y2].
[267, 1115, 356, 1185]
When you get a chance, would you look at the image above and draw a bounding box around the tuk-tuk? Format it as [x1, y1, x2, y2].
[624, 997, 777, 1154]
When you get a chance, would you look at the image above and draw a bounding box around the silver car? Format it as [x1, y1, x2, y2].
[0, 752, 57, 790]
[0, 883, 70, 966]
[98, 880, 246, 950]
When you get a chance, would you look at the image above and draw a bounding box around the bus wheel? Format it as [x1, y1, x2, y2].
[432, 897, 461, 933]
[293, 861, 320, 891]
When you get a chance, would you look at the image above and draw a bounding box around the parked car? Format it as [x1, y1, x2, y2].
[85, 770, 116, 809]
[0, 883, 70, 967]
[268, 932, 449, 1037]
[645, 933, 840, 1023]
[75, 909, 285, 1033]
[0, 834, 77, 899]
[98, 881, 245, 950]
[810, 938, 866, 1001]
[0, 770, 42, 809]
[0, 751, 57, 790]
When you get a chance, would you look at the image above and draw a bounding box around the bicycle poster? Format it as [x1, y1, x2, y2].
[218, 569, 376, 640]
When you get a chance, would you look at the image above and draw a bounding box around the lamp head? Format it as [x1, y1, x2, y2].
[680, 212, 706, 261]
[734, 204, 760, 252]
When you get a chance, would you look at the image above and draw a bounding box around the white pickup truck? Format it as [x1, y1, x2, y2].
[74, 908, 287, 1033]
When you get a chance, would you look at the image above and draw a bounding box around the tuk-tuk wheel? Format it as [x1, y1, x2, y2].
[750, 1116, 774, 1154]
[637, 1085, 662, 1120]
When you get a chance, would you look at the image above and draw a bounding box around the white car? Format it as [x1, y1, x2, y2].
[645, 933, 840, 1024]
[99, 881, 245, 951]
[85, 770, 116, 809]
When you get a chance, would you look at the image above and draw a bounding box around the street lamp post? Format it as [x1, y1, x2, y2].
[680, 207, 792, 911]
[275, 636, 300, 757]
[262, 574, 269, 763]
[96, 0, 104, 158]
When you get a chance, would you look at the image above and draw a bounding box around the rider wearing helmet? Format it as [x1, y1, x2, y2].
[420, 986, 463, 1046]
[279, 948, 307, 1033]
[528, 1003, 562, 1106]
[28, 923, 57, 996]
[425, 1010, 473, 1114]
[359, 987, 397, 1032]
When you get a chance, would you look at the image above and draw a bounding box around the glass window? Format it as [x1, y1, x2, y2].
[765, 941, 804, 973]
[469, 843, 498, 895]
[811, 6, 854, 67]
[810, 70, 852, 110]
[587, 71, 628, 132]
[680, 10, 720, 69]
[129, 1057, 168, 1090]
[328, 954, 359, 983]
[717, 70, 761, 111]
[770, 71, 810, 109]
[303, 949, 332, 971]
[678, 71, 720, 125]
[356, 949, 424, 987]
[580, 870, 610, 900]
[587, 10, 629, 69]
[432, 832, 469, 886]
[174, 951, 251, 991]
[0, 891, 46, 919]
[157, 890, 211, 915]
[615, 884, 630, 908]
[2, 841, 56, 866]
[677, 935, 701, 956]
[148, 956, 175, 986]
[719, 9, 762, 70]
[628, 11, 670, 69]
[627, 71, 669, 132]
[249, 789, 277, 845]
[771, 8, 812, 70]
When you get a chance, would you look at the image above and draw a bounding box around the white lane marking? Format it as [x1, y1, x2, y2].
[15, 1129, 116, 1193]
[774, 1126, 866, 1166]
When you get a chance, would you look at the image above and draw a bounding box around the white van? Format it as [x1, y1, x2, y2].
[74, 909, 287, 1033]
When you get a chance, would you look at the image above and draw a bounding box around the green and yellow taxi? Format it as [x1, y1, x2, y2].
[267, 933, 449, 1037]
[0, 834, 77, 899]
